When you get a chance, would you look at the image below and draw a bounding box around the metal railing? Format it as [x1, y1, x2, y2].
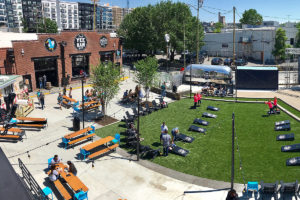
[18, 158, 48, 200]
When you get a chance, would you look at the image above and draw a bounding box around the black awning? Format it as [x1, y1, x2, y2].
[0, 148, 33, 200]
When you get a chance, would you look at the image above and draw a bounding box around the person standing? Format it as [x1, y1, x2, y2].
[40, 92, 45, 110]
[161, 82, 166, 99]
[69, 87, 73, 99]
[193, 94, 198, 109]
[43, 74, 47, 89]
[265, 99, 273, 115]
[197, 92, 202, 106]
[273, 96, 278, 111]
[171, 127, 179, 143]
[57, 93, 63, 110]
[39, 76, 43, 89]
[161, 122, 168, 133]
[160, 130, 171, 156]
[63, 86, 67, 96]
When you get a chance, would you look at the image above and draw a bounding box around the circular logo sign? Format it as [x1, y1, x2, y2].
[44, 38, 57, 52]
[100, 36, 108, 48]
[74, 34, 87, 50]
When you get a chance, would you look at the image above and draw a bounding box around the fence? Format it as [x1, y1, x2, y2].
[18, 158, 47, 200]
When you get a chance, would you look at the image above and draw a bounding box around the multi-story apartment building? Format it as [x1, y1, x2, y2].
[22, 0, 42, 32]
[112, 6, 132, 29]
[96, 4, 113, 30]
[60, 1, 78, 29]
[0, 0, 6, 25]
[5, 0, 23, 29]
[78, 2, 93, 30]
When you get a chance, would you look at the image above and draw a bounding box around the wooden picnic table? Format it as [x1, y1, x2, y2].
[0, 127, 23, 133]
[79, 101, 98, 108]
[63, 96, 77, 103]
[82, 136, 114, 151]
[49, 163, 88, 193]
[16, 117, 47, 122]
[64, 127, 92, 140]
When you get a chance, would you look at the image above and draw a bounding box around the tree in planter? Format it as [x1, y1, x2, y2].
[92, 62, 121, 116]
[134, 57, 158, 101]
[272, 28, 288, 63]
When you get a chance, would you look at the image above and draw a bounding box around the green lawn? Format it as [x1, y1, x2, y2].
[96, 98, 300, 183]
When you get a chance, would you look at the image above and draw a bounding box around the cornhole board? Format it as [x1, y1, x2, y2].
[275, 120, 290, 126]
[276, 133, 294, 141]
[281, 144, 300, 152]
[275, 124, 290, 131]
[176, 133, 194, 143]
[202, 112, 217, 118]
[189, 125, 206, 134]
[286, 157, 300, 166]
[169, 145, 189, 157]
[193, 118, 209, 126]
[207, 106, 219, 111]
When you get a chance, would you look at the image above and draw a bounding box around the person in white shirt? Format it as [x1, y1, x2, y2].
[161, 122, 168, 133]
[51, 155, 61, 165]
[49, 165, 59, 182]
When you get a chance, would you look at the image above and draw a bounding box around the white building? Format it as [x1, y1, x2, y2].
[202, 25, 298, 63]
[0, 0, 6, 25]
[42, 0, 79, 30]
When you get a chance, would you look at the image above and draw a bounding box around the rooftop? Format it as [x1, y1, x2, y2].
[0, 32, 38, 48]
[0, 75, 20, 89]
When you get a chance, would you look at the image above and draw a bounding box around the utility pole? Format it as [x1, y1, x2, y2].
[233, 6, 237, 101]
[231, 113, 235, 190]
[196, 0, 203, 64]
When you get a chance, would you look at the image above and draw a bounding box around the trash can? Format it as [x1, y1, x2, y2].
[73, 116, 80, 131]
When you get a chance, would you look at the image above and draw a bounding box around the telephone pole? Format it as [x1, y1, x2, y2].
[196, 0, 203, 64]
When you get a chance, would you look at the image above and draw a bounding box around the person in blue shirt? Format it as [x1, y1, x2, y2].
[171, 127, 179, 143]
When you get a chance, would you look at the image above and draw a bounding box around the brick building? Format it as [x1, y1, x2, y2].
[9, 31, 122, 91]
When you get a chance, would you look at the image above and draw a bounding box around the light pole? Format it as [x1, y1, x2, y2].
[81, 73, 86, 129]
[165, 34, 170, 72]
[136, 90, 140, 161]
[60, 41, 67, 87]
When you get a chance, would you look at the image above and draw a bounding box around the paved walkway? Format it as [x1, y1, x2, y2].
[1, 70, 300, 200]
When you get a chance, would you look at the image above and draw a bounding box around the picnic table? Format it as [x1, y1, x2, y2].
[82, 136, 114, 151]
[63, 96, 77, 103]
[79, 101, 101, 111]
[64, 127, 92, 140]
[62, 126, 95, 149]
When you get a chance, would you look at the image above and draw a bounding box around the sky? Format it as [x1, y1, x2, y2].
[74, 0, 300, 23]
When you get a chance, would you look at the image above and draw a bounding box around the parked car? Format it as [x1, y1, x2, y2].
[224, 58, 233, 66]
[179, 53, 204, 64]
[200, 50, 208, 58]
[234, 58, 248, 66]
[211, 57, 223, 65]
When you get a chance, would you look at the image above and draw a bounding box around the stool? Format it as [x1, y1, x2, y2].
[42, 187, 53, 200]
[247, 181, 259, 194]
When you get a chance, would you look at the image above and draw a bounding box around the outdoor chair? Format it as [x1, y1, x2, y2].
[247, 181, 259, 194]
[74, 190, 88, 200]
[42, 187, 53, 200]
[48, 157, 53, 169]
[159, 98, 168, 108]
[73, 106, 81, 115]
[260, 181, 278, 200]
[151, 100, 161, 111]
[62, 137, 70, 149]
[80, 148, 90, 160]
[88, 126, 95, 134]
[280, 180, 298, 200]
[145, 103, 153, 114]
[139, 105, 148, 115]
[112, 133, 121, 145]
[125, 111, 136, 121]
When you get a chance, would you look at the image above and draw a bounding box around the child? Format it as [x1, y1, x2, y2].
[265, 99, 274, 115]
[197, 92, 202, 106]
[193, 94, 198, 109]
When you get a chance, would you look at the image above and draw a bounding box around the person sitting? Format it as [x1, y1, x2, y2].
[265, 99, 274, 115]
[171, 127, 179, 143]
[57, 93, 63, 110]
[50, 155, 61, 165]
[123, 90, 128, 99]
[49, 164, 59, 182]
[66, 161, 77, 176]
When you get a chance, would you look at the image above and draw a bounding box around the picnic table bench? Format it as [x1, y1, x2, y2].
[0, 127, 25, 141]
[81, 136, 119, 160]
[15, 123, 45, 128]
[79, 101, 101, 111]
[16, 117, 47, 122]
[62, 96, 77, 107]
[50, 163, 88, 199]
[62, 126, 95, 149]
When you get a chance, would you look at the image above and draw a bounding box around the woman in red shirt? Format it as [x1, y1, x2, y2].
[265, 99, 274, 114]
[273, 96, 278, 110]
[197, 92, 202, 106]
[193, 94, 198, 109]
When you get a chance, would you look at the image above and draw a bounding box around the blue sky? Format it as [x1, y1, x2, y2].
[76, 0, 300, 23]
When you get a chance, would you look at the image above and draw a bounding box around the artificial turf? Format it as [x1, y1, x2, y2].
[96, 98, 300, 183]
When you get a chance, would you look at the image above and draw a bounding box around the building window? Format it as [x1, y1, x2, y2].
[290, 38, 294, 45]
[71, 55, 90, 78]
[222, 43, 228, 48]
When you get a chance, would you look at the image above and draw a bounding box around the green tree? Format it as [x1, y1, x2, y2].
[118, 1, 205, 61]
[295, 23, 300, 47]
[239, 9, 263, 25]
[272, 28, 288, 62]
[213, 22, 224, 33]
[92, 62, 121, 115]
[22, 18, 58, 33]
[134, 57, 158, 100]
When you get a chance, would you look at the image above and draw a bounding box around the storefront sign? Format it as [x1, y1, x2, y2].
[100, 36, 108, 48]
[44, 38, 57, 52]
[74, 34, 87, 50]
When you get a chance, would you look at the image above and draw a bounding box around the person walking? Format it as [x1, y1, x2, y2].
[193, 93, 198, 109]
[39, 76, 43, 89]
[40, 92, 45, 110]
[161, 82, 166, 99]
[43, 74, 47, 89]
[57, 93, 63, 110]
[69, 87, 73, 99]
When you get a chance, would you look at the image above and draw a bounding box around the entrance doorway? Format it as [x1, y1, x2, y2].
[33, 57, 58, 89]
[100, 51, 114, 63]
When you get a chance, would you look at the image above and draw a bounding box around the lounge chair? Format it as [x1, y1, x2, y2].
[275, 124, 290, 131]
[175, 133, 194, 143]
[286, 157, 300, 166]
[280, 180, 298, 200]
[202, 112, 217, 118]
[260, 181, 278, 200]
[169, 144, 189, 157]
[275, 120, 290, 126]
[281, 144, 300, 152]
[207, 106, 219, 111]
[193, 118, 209, 126]
[152, 100, 161, 111]
[189, 125, 206, 134]
[276, 133, 294, 141]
